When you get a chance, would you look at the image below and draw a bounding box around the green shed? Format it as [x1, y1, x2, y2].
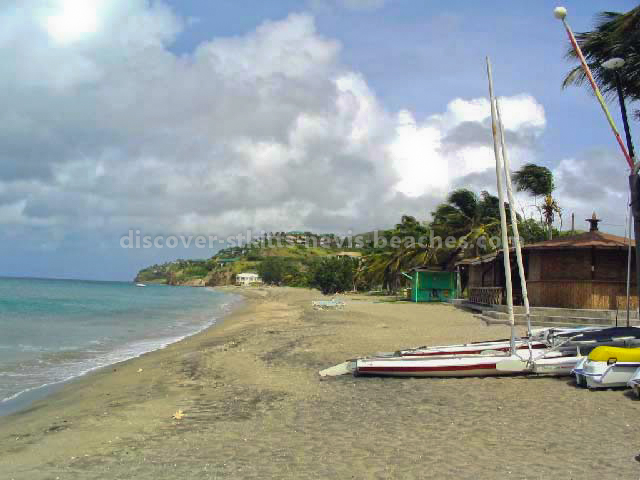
[410, 269, 458, 302]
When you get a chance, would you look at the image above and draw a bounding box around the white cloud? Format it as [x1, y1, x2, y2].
[553, 150, 630, 234]
[390, 94, 546, 197]
[0, 0, 548, 253]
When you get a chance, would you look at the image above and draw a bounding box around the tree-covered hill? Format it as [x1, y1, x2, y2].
[134, 232, 359, 288]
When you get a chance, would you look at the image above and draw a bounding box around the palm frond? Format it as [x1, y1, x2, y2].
[563, 6, 640, 102]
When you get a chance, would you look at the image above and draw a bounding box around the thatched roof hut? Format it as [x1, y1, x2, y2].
[456, 215, 636, 310]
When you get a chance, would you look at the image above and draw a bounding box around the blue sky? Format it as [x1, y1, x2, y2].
[0, 0, 637, 280]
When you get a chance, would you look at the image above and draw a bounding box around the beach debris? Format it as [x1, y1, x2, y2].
[172, 409, 185, 420]
[312, 298, 345, 310]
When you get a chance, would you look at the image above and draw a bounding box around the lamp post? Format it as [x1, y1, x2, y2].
[602, 57, 639, 323]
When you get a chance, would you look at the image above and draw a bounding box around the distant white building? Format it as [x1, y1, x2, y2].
[236, 272, 262, 286]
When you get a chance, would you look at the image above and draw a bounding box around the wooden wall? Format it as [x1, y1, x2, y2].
[528, 280, 638, 310]
[536, 250, 592, 281]
[465, 247, 637, 309]
[468, 264, 483, 287]
[526, 248, 637, 308]
[530, 249, 635, 283]
[468, 261, 500, 288]
[594, 250, 635, 281]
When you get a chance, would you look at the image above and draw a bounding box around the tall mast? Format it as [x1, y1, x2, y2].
[486, 57, 515, 355]
[496, 98, 531, 337]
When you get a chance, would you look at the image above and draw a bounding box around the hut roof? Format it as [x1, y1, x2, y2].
[454, 231, 633, 267]
[455, 251, 500, 266]
[523, 231, 634, 250]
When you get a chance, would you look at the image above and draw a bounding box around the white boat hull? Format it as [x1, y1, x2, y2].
[573, 359, 640, 389]
[355, 354, 533, 377]
[628, 368, 640, 398]
[531, 356, 580, 376]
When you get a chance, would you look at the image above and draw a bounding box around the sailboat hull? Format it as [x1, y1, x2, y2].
[355, 355, 527, 377]
[531, 356, 579, 376]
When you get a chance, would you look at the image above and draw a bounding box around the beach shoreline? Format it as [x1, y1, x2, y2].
[1, 286, 638, 479]
[0, 285, 243, 418]
[0, 285, 250, 415]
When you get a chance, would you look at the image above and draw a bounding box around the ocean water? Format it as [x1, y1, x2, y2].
[0, 277, 240, 415]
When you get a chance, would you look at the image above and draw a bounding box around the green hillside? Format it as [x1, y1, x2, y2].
[134, 232, 359, 287]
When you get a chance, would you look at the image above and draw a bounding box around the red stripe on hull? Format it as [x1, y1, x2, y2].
[358, 363, 497, 373]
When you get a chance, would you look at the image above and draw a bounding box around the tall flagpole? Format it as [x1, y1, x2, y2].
[496, 98, 532, 337]
[486, 57, 515, 355]
[553, 6, 633, 169]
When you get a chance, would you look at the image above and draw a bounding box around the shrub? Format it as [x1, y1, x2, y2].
[310, 257, 356, 295]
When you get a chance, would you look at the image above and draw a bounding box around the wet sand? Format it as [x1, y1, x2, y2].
[0, 286, 638, 479]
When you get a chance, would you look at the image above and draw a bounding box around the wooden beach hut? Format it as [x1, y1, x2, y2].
[457, 215, 637, 310]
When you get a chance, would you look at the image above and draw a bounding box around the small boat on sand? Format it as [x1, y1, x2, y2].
[355, 355, 518, 377]
[573, 346, 640, 389]
[319, 344, 574, 378]
[354, 349, 567, 377]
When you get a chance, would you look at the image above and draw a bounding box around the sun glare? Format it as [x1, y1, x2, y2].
[45, 0, 102, 44]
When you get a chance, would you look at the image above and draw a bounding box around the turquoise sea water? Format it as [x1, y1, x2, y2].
[0, 277, 239, 415]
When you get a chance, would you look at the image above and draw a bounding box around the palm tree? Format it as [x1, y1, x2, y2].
[512, 163, 560, 239]
[541, 195, 562, 239]
[562, 7, 640, 118]
[357, 216, 435, 292]
[431, 188, 502, 257]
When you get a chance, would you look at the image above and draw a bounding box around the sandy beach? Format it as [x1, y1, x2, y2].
[1, 286, 638, 479]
